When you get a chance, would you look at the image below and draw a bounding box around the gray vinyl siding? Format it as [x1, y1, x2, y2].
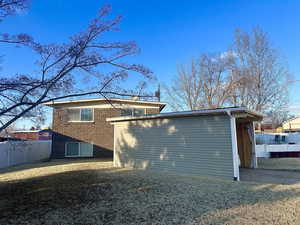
[114, 115, 234, 180]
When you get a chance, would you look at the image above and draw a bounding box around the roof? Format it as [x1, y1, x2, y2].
[12, 130, 40, 133]
[44, 98, 167, 111]
[12, 129, 52, 133]
[107, 107, 264, 123]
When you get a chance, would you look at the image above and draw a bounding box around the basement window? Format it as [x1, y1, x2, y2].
[68, 108, 93, 122]
[65, 142, 93, 157]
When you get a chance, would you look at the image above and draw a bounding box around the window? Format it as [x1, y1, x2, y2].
[121, 108, 145, 116]
[67, 108, 93, 122]
[68, 108, 80, 121]
[133, 109, 145, 116]
[66, 142, 79, 156]
[81, 108, 93, 121]
[65, 142, 93, 157]
[80, 142, 93, 156]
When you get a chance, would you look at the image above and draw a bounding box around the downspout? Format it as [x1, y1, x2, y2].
[113, 122, 116, 167]
[226, 110, 240, 181]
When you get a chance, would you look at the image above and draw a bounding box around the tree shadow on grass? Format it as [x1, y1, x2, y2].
[0, 158, 112, 175]
[0, 167, 300, 225]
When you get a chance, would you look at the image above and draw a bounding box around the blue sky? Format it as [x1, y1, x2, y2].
[1, 0, 300, 128]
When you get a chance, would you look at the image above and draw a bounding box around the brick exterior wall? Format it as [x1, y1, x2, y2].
[51, 104, 161, 159]
[146, 108, 161, 114]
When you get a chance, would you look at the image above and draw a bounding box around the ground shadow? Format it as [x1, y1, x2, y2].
[0, 165, 300, 225]
[0, 158, 112, 175]
[51, 131, 113, 158]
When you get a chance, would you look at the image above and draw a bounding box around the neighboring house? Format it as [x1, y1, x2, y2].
[255, 117, 274, 133]
[0, 137, 22, 142]
[12, 129, 52, 141]
[108, 107, 263, 181]
[255, 117, 285, 134]
[45, 98, 166, 159]
[281, 116, 300, 133]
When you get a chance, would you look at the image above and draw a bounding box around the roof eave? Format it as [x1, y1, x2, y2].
[107, 107, 264, 123]
[43, 98, 167, 108]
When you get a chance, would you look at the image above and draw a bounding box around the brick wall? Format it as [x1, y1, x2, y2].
[52, 106, 161, 158]
[146, 108, 160, 114]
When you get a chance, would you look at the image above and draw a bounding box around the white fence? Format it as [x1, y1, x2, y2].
[285, 133, 300, 144]
[255, 144, 300, 158]
[0, 140, 52, 169]
[255, 145, 271, 158]
[256, 133, 300, 145]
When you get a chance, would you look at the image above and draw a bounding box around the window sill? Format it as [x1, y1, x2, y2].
[68, 121, 95, 123]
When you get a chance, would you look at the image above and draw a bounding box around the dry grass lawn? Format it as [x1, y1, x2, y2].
[258, 157, 300, 170]
[0, 159, 300, 225]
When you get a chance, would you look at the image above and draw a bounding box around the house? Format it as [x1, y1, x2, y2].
[45, 98, 166, 159]
[281, 116, 300, 133]
[255, 117, 274, 133]
[107, 107, 263, 181]
[11, 129, 52, 141]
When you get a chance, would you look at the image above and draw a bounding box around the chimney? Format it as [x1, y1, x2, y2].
[155, 84, 161, 101]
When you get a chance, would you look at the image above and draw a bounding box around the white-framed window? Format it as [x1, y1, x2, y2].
[67, 108, 94, 122]
[65, 142, 93, 157]
[121, 108, 146, 116]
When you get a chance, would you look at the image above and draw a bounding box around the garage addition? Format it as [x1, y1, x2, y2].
[107, 107, 263, 181]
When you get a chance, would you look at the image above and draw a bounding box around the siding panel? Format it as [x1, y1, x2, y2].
[114, 115, 234, 180]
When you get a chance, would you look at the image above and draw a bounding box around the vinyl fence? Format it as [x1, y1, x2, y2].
[256, 133, 300, 145]
[0, 140, 52, 169]
[255, 145, 271, 158]
[255, 144, 300, 158]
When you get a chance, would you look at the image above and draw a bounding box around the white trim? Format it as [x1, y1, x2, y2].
[44, 98, 167, 107]
[229, 116, 240, 181]
[64, 104, 159, 109]
[107, 107, 263, 123]
[252, 122, 258, 168]
[65, 142, 94, 157]
[113, 125, 116, 167]
[68, 121, 95, 123]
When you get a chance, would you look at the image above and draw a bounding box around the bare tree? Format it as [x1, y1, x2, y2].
[266, 109, 292, 128]
[0, 3, 154, 132]
[199, 53, 236, 108]
[164, 53, 235, 111]
[164, 59, 203, 110]
[0, 0, 28, 20]
[230, 27, 290, 113]
[165, 27, 290, 117]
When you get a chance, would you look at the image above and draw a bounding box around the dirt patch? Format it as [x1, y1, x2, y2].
[1, 159, 300, 225]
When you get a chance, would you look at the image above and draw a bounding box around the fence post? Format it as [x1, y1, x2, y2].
[264, 144, 267, 153]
